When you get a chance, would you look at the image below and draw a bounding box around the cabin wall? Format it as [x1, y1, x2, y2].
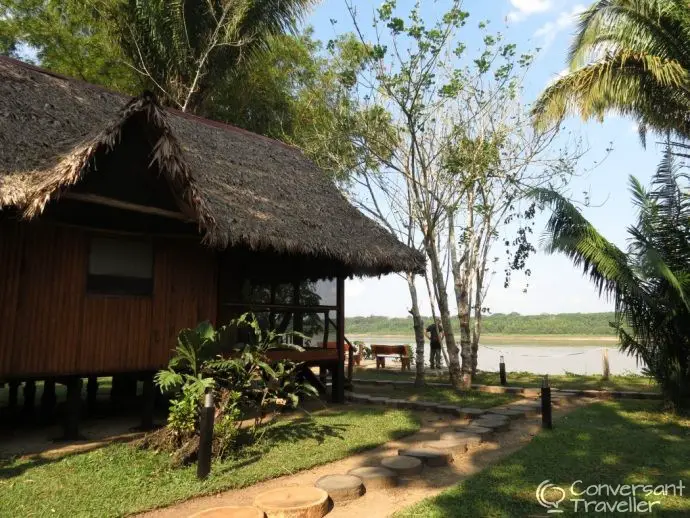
[0, 220, 217, 379]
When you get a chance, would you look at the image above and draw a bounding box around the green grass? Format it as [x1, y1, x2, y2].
[396, 400, 690, 517]
[0, 407, 419, 518]
[358, 385, 516, 408]
[353, 368, 660, 393]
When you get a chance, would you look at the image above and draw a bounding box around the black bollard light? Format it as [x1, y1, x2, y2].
[197, 390, 215, 480]
[499, 355, 507, 386]
[541, 375, 552, 430]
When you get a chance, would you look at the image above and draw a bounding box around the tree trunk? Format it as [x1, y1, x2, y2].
[425, 237, 461, 387]
[471, 301, 482, 375]
[407, 273, 427, 387]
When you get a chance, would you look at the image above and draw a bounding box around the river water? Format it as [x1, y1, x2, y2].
[349, 336, 643, 376]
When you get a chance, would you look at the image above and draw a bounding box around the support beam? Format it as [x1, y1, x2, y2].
[41, 378, 57, 422]
[63, 377, 83, 440]
[8, 381, 19, 413]
[140, 373, 156, 430]
[332, 276, 346, 404]
[23, 380, 36, 416]
[62, 192, 193, 222]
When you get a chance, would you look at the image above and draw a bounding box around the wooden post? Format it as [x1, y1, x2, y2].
[8, 381, 19, 413]
[86, 376, 99, 413]
[499, 356, 507, 386]
[64, 377, 83, 440]
[602, 348, 610, 380]
[292, 282, 303, 347]
[140, 373, 156, 430]
[23, 380, 36, 416]
[541, 375, 552, 430]
[197, 391, 215, 480]
[41, 378, 57, 422]
[332, 276, 346, 404]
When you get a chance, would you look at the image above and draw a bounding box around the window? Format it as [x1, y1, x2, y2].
[87, 237, 153, 296]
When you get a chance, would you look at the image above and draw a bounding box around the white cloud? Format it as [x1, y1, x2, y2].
[533, 4, 586, 48]
[508, 0, 553, 23]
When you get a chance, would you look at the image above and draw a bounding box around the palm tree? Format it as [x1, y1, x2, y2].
[119, 0, 317, 114]
[531, 147, 690, 410]
[532, 0, 690, 143]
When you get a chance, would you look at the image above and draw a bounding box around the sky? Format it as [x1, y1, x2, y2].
[302, 0, 664, 317]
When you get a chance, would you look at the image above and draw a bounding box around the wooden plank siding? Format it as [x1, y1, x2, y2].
[0, 221, 218, 379]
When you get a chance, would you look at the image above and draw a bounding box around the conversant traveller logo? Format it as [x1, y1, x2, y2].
[536, 479, 685, 513]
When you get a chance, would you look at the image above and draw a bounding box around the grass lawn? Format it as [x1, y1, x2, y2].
[396, 400, 690, 517]
[357, 385, 517, 408]
[0, 407, 419, 518]
[354, 367, 660, 393]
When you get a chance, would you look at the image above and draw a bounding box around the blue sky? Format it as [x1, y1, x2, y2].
[303, 0, 664, 317]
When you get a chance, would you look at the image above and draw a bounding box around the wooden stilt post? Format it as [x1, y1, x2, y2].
[140, 373, 156, 430]
[41, 378, 57, 422]
[541, 375, 552, 430]
[8, 381, 19, 413]
[332, 276, 345, 404]
[23, 380, 36, 416]
[86, 376, 99, 413]
[64, 377, 83, 440]
[197, 391, 215, 480]
[499, 356, 507, 386]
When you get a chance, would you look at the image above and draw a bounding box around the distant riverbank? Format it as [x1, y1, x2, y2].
[347, 333, 619, 346]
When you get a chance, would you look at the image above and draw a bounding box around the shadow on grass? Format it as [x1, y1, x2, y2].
[399, 400, 690, 517]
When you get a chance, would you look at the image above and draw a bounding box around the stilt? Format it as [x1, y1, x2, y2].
[111, 375, 123, 413]
[140, 373, 156, 430]
[86, 376, 99, 413]
[41, 378, 57, 422]
[23, 380, 36, 416]
[63, 377, 83, 440]
[8, 381, 19, 413]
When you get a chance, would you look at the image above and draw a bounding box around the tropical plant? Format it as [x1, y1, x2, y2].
[118, 0, 317, 113]
[531, 147, 690, 410]
[532, 0, 690, 142]
[146, 315, 318, 463]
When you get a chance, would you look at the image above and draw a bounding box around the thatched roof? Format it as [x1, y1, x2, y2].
[0, 57, 424, 276]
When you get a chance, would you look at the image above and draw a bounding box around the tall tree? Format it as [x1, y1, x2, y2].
[532, 0, 690, 142]
[532, 146, 690, 410]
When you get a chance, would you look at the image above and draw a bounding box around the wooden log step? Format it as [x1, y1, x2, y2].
[471, 416, 511, 432]
[486, 408, 527, 419]
[380, 455, 424, 476]
[347, 466, 398, 490]
[314, 474, 364, 503]
[439, 431, 483, 447]
[254, 486, 329, 518]
[190, 506, 265, 518]
[397, 448, 453, 467]
[461, 424, 495, 439]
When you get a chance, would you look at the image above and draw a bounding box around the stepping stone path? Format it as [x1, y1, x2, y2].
[380, 455, 424, 475]
[254, 486, 329, 518]
[190, 506, 264, 518]
[347, 466, 398, 489]
[314, 474, 364, 503]
[397, 447, 453, 467]
[237, 393, 552, 517]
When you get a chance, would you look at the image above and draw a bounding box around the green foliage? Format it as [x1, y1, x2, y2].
[152, 314, 318, 458]
[345, 313, 620, 336]
[531, 147, 690, 409]
[532, 0, 690, 141]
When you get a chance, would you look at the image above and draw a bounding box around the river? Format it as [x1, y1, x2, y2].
[348, 335, 643, 376]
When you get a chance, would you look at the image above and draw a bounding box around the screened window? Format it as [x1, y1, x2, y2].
[87, 237, 153, 296]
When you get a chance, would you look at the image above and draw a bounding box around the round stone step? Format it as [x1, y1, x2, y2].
[462, 425, 495, 439]
[314, 474, 364, 503]
[190, 506, 264, 518]
[439, 431, 483, 447]
[380, 455, 424, 476]
[472, 417, 511, 432]
[347, 466, 398, 490]
[397, 448, 453, 467]
[254, 486, 329, 518]
[487, 408, 527, 419]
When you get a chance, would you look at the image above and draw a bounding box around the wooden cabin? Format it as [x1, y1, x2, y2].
[0, 57, 424, 436]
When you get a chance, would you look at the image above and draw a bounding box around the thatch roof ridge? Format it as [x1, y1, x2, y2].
[0, 57, 425, 276]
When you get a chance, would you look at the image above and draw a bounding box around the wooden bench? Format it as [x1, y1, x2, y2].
[371, 344, 411, 371]
[320, 341, 362, 366]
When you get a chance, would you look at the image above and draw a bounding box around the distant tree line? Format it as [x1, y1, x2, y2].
[345, 313, 618, 336]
